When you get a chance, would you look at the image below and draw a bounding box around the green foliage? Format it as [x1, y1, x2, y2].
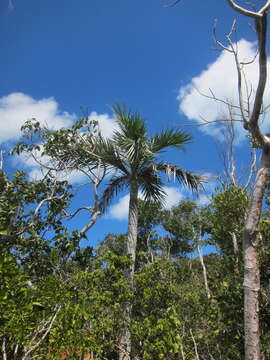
[161, 200, 210, 257]
[133, 260, 182, 360]
[3, 113, 270, 360]
[0, 171, 74, 278]
[40, 251, 133, 359]
[209, 186, 249, 255]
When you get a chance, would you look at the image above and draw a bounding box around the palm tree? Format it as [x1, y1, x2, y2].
[91, 106, 202, 360]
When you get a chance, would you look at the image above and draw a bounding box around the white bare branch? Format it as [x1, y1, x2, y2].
[244, 148, 257, 190]
[22, 305, 61, 360]
[258, 1, 270, 14]
[226, 0, 262, 18]
[2, 338, 7, 360]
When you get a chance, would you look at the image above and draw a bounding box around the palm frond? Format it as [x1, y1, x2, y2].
[138, 167, 166, 203]
[92, 138, 129, 175]
[112, 105, 147, 141]
[150, 129, 192, 153]
[155, 161, 204, 193]
[99, 174, 130, 214]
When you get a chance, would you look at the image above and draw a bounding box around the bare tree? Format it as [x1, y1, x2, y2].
[164, 1, 270, 359]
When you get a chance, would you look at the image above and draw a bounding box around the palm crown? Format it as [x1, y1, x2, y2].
[94, 106, 202, 212]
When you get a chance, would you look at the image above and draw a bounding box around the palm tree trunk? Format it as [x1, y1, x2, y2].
[243, 148, 270, 360]
[126, 180, 139, 279]
[119, 180, 138, 360]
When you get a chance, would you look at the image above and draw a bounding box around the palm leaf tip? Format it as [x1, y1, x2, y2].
[150, 129, 192, 153]
[156, 162, 203, 193]
[139, 167, 166, 204]
[175, 170, 204, 193]
[111, 104, 146, 141]
[99, 174, 129, 214]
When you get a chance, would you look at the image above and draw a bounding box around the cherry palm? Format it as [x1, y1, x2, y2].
[91, 106, 202, 359]
[95, 106, 202, 272]
[18, 107, 202, 360]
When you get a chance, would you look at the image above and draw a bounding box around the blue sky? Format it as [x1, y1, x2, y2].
[1, 0, 269, 246]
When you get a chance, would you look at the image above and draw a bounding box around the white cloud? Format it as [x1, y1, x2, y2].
[29, 168, 87, 184]
[108, 174, 219, 221]
[162, 186, 183, 209]
[2, 93, 118, 182]
[0, 92, 118, 144]
[109, 194, 131, 220]
[195, 173, 218, 206]
[178, 39, 270, 142]
[0, 93, 76, 143]
[108, 186, 184, 220]
[13, 151, 87, 184]
[88, 111, 118, 138]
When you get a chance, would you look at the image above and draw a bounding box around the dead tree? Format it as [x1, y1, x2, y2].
[164, 1, 270, 359]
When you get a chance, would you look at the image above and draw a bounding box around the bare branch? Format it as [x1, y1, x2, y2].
[213, 19, 235, 52]
[78, 210, 101, 237]
[179, 116, 243, 127]
[258, 1, 270, 14]
[225, 107, 238, 186]
[197, 86, 241, 111]
[226, 0, 262, 18]
[162, 0, 181, 8]
[225, 24, 250, 127]
[2, 338, 7, 360]
[244, 148, 257, 190]
[33, 195, 65, 218]
[190, 329, 200, 360]
[63, 206, 95, 218]
[249, 14, 269, 146]
[22, 305, 61, 359]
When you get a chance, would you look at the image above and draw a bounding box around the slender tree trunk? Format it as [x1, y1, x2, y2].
[119, 180, 138, 360]
[231, 231, 240, 274]
[2, 338, 7, 360]
[243, 148, 270, 360]
[197, 244, 211, 299]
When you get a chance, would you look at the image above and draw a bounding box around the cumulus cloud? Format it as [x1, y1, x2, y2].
[196, 173, 218, 206]
[108, 174, 218, 221]
[27, 166, 87, 184]
[0, 93, 76, 143]
[178, 39, 270, 142]
[2, 93, 118, 182]
[108, 186, 184, 220]
[12, 151, 87, 184]
[0, 92, 117, 144]
[109, 194, 131, 220]
[162, 186, 184, 209]
[88, 111, 118, 138]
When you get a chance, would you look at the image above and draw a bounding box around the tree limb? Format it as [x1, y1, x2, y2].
[226, 0, 261, 18]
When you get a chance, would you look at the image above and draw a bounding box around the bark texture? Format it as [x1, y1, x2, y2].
[126, 180, 139, 279]
[243, 149, 270, 360]
[224, 6, 269, 359]
[119, 180, 138, 360]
